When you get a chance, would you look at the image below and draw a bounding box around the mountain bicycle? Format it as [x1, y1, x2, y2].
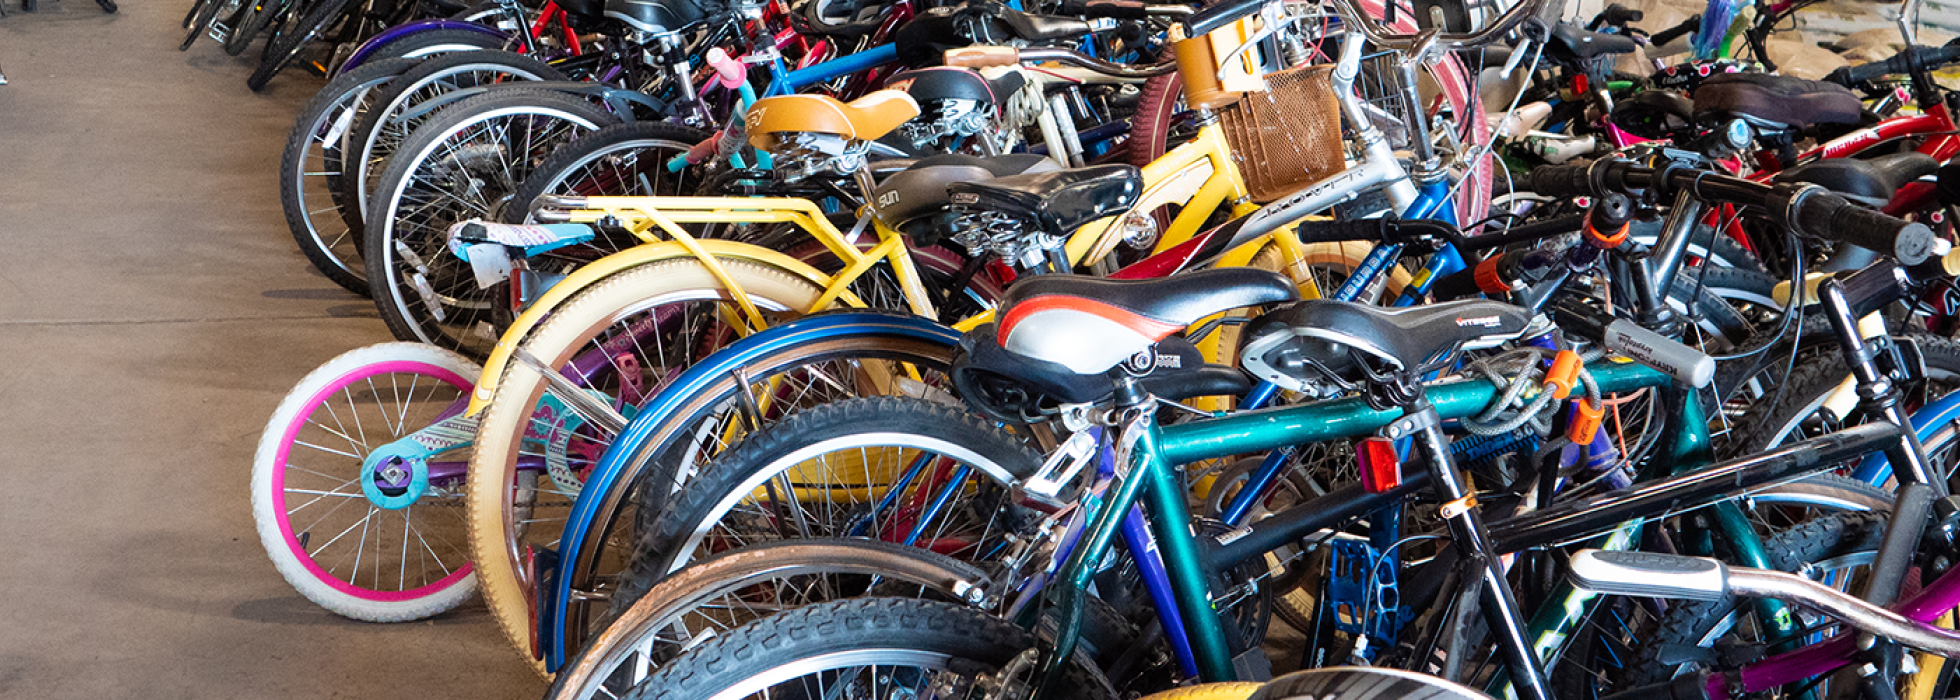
[607, 156, 1948, 700]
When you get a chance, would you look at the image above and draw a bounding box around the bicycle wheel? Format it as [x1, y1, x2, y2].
[506, 122, 714, 228]
[249, 0, 356, 91]
[546, 538, 985, 700]
[345, 51, 566, 232]
[1608, 512, 1888, 695]
[618, 597, 1117, 700]
[181, 0, 234, 51]
[467, 258, 833, 676]
[1727, 333, 1960, 459]
[355, 26, 506, 65]
[364, 87, 619, 358]
[251, 342, 479, 621]
[225, 0, 284, 55]
[628, 396, 1040, 606]
[280, 57, 420, 296]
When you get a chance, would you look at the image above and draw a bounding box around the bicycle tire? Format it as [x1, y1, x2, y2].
[248, 0, 356, 91]
[363, 86, 619, 357]
[181, 0, 231, 51]
[343, 50, 566, 235]
[527, 312, 972, 662]
[467, 258, 833, 677]
[545, 538, 987, 700]
[628, 396, 1041, 607]
[225, 0, 283, 55]
[279, 57, 420, 296]
[617, 597, 1117, 700]
[251, 342, 480, 621]
[1618, 512, 1888, 690]
[1727, 333, 1960, 458]
[504, 121, 715, 227]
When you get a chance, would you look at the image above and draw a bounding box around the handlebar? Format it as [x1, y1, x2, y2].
[1056, 0, 1192, 19]
[1189, 0, 1557, 51]
[529, 194, 587, 222]
[1825, 42, 1960, 86]
[943, 45, 1177, 77]
[1527, 160, 1937, 265]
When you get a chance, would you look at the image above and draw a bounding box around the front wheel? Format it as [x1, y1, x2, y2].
[467, 258, 832, 676]
[250, 342, 479, 621]
[618, 598, 1117, 700]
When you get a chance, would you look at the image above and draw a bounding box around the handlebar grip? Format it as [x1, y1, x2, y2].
[1647, 15, 1697, 48]
[944, 46, 1021, 68]
[1528, 162, 1596, 197]
[1061, 0, 1150, 19]
[1186, 0, 1264, 36]
[1589, 3, 1641, 29]
[1292, 218, 1389, 244]
[1784, 187, 1938, 265]
[1827, 44, 1960, 86]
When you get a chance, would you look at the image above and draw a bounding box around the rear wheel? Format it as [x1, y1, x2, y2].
[547, 539, 987, 700]
[466, 258, 831, 676]
[619, 598, 1118, 700]
[344, 50, 566, 230]
[250, 342, 479, 621]
[363, 87, 619, 357]
[279, 57, 420, 296]
[248, 0, 356, 91]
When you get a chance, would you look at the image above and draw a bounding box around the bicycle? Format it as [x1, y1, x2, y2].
[607, 153, 1950, 700]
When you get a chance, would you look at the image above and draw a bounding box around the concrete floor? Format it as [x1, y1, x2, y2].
[0, 3, 544, 698]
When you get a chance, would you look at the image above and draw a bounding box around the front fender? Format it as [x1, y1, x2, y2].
[1854, 387, 1960, 485]
[542, 311, 962, 670]
[337, 20, 508, 75]
[466, 239, 851, 412]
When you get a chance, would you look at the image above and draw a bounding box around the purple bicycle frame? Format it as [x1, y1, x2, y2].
[1730, 557, 1960, 694]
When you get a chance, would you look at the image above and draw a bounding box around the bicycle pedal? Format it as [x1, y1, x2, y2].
[1568, 549, 1729, 601]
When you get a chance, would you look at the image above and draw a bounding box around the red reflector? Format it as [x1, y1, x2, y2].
[1572, 73, 1589, 94]
[1358, 437, 1401, 493]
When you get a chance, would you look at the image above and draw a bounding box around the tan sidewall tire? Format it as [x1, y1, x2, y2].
[466, 258, 830, 677]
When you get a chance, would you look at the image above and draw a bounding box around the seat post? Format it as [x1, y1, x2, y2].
[1384, 393, 1554, 700]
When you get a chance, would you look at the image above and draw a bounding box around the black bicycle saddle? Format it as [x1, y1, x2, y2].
[874, 154, 1058, 241]
[1776, 152, 1939, 207]
[948, 164, 1143, 237]
[1238, 299, 1532, 392]
[1691, 72, 1862, 130]
[994, 268, 1299, 376]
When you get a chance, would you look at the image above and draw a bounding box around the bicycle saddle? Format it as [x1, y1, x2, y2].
[1611, 90, 1695, 139]
[887, 67, 1024, 108]
[746, 91, 922, 150]
[605, 0, 714, 34]
[1775, 152, 1939, 207]
[992, 6, 1095, 43]
[954, 324, 1253, 417]
[1547, 22, 1638, 60]
[557, 0, 605, 19]
[1238, 299, 1532, 393]
[875, 154, 1059, 241]
[1691, 72, 1862, 130]
[948, 164, 1142, 237]
[995, 268, 1298, 375]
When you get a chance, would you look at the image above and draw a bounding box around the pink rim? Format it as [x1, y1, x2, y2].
[272, 359, 475, 603]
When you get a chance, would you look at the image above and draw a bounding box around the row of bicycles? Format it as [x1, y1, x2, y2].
[236, 0, 1960, 697]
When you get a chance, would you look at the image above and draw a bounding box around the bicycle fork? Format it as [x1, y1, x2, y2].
[1387, 400, 1556, 700]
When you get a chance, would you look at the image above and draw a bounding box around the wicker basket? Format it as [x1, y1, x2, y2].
[1219, 64, 1346, 203]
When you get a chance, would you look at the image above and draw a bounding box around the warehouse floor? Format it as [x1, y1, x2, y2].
[0, 3, 542, 697]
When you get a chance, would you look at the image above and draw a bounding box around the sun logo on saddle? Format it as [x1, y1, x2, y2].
[746, 107, 766, 128]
